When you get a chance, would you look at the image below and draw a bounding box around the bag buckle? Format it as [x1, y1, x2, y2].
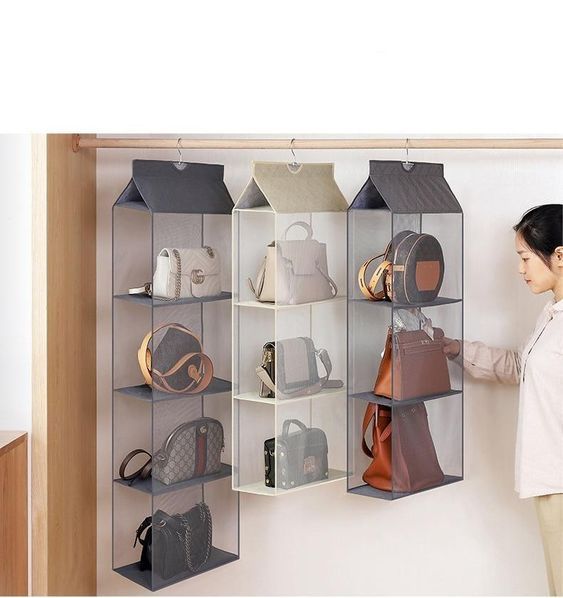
[191, 269, 205, 285]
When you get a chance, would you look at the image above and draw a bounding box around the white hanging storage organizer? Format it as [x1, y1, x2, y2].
[232, 161, 348, 496]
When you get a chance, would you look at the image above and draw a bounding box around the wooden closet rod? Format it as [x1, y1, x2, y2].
[72, 135, 563, 151]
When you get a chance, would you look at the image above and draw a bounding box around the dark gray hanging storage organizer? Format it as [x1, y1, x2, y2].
[347, 160, 464, 500]
[112, 160, 239, 591]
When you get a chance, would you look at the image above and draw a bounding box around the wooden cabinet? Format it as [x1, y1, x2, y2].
[0, 432, 28, 596]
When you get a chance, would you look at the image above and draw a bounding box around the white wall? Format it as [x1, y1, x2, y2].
[97, 137, 563, 596]
[0, 134, 31, 432]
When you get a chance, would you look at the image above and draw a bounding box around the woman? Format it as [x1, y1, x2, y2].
[444, 203, 563, 595]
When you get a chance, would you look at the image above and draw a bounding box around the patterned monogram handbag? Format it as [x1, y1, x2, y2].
[152, 418, 224, 485]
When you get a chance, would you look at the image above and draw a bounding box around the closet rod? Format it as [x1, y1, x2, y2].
[72, 135, 563, 151]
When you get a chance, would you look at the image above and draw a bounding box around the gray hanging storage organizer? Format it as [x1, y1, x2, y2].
[112, 160, 239, 591]
[232, 161, 349, 495]
[115, 159, 234, 213]
[347, 160, 464, 500]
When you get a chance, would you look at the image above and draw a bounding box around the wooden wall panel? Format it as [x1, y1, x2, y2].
[32, 134, 97, 595]
[0, 432, 28, 596]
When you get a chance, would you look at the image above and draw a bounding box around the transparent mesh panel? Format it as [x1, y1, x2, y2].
[113, 207, 238, 590]
[233, 399, 275, 491]
[347, 208, 463, 500]
[233, 209, 346, 495]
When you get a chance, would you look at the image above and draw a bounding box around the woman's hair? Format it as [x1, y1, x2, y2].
[513, 203, 563, 266]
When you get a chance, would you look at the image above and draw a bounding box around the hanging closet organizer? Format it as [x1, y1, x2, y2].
[347, 160, 464, 500]
[112, 160, 239, 591]
[232, 161, 349, 495]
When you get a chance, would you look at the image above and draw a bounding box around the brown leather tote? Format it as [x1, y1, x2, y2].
[362, 402, 445, 493]
[361, 403, 392, 490]
[374, 327, 451, 400]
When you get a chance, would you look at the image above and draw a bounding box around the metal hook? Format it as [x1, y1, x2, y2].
[402, 137, 414, 171]
[289, 138, 299, 167]
[176, 138, 183, 165]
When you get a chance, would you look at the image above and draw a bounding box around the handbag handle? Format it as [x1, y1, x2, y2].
[282, 221, 313, 241]
[282, 419, 308, 437]
[134, 516, 152, 548]
[361, 403, 392, 459]
[358, 253, 392, 301]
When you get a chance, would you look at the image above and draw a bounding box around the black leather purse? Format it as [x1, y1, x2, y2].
[264, 419, 329, 489]
[134, 503, 212, 579]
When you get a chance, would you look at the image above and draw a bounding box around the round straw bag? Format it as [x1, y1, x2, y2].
[137, 323, 213, 394]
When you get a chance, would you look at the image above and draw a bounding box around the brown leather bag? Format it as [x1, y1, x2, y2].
[374, 327, 451, 400]
[362, 402, 445, 493]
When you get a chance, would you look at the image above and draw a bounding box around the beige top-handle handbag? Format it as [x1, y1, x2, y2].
[249, 221, 338, 305]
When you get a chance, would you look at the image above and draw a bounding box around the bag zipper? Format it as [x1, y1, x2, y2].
[160, 417, 224, 459]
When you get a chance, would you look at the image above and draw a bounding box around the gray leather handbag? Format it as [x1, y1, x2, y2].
[264, 419, 329, 489]
[152, 418, 224, 486]
[256, 336, 343, 399]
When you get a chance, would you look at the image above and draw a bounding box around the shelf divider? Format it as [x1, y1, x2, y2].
[115, 378, 232, 402]
[114, 463, 232, 496]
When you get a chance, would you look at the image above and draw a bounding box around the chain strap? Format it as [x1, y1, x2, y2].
[175, 502, 212, 572]
[161, 248, 214, 301]
[159, 249, 182, 302]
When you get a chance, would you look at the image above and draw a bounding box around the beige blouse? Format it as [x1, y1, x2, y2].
[457, 297, 563, 499]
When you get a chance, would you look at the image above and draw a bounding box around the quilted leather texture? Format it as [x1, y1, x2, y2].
[153, 247, 222, 299]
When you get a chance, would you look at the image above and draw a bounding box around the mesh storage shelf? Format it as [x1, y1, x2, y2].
[347, 160, 464, 501]
[232, 161, 348, 496]
[112, 160, 239, 591]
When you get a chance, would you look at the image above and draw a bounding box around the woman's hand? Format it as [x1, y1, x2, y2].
[443, 337, 461, 359]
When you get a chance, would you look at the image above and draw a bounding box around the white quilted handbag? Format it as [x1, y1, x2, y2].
[153, 247, 222, 299]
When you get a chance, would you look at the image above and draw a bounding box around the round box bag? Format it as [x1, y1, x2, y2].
[358, 230, 444, 304]
[137, 323, 213, 394]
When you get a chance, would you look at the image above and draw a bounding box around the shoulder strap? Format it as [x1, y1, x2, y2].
[138, 324, 211, 393]
[358, 253, 392, 301]
[315, 265, 338, 298]
[361, 403, 392, 459]
[248, 256, 267, 299]
[138, 323, 200, 385]
[152, 352, 213, 394]
[134, 516, 152, 548]
[119, 449, 152, 485]
[361, 403, 377, 458]
[255, 344, 343, 399]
